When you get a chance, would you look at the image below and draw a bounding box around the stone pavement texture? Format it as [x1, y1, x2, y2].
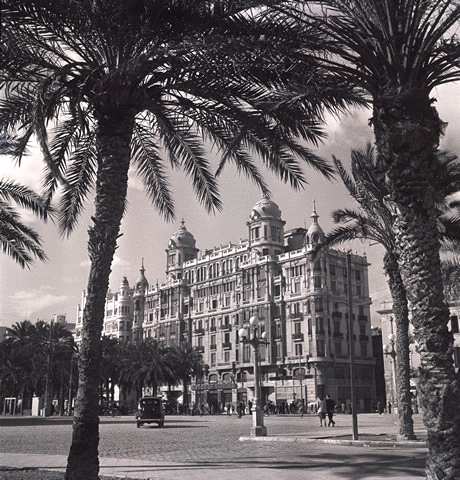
[0, 414, 427, 479]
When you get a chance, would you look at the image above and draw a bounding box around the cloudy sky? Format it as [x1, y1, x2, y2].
[1, 83, 460, 327]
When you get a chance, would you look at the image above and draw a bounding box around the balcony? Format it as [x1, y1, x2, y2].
[222, 342, 232, 350]
[210, 344, 217, 350]
[195, 345, 205, 353]
[221, 324, 232, 332]
[210, 326, 216, 332]
[194, 328, 205, 335]
[292, 332, 304, 341]
[333, 331, 344, 338]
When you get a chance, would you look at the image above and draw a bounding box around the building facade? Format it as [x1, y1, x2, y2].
[75, 198, 377, 411]
[377, 300, 460, 412]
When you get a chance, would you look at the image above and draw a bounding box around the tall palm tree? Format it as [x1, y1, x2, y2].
[0, 178, 48, 268]
[316, 145, 460, 440]
[273, 2, 460, 476]
[1, 2, 362, 478]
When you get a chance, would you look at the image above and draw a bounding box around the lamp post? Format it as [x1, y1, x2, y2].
[383, 333, 397, 413]
[239, 315, 268, 436]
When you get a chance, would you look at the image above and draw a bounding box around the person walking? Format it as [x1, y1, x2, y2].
[387, 401, 392, 414]
[318, 397, 327, 427]
[326, 395, 336, 427]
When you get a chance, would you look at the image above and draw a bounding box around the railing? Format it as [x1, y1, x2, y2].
[222, 342, 232, 350]
[221, 324, 232, 332]
[333, 332, 344, 338]
[195, 345, 205, 353]
[210, 326, 216, 332]
[194, 328, 205, 335]
[292, 333, 304, 341]
[210, 344, 217, 350]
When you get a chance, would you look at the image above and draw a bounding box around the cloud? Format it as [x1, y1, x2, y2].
[79, 254, 130, 268]
[9, 287, 68, 318]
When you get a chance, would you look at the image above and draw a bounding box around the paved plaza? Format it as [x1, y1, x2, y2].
[0, 414, 427, 479]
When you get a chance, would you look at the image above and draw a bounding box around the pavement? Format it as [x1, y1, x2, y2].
[0, 414, 427, 479]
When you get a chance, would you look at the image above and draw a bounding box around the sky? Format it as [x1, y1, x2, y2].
[2, 83, 460, 328]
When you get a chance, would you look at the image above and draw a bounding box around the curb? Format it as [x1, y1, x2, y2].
[239, 435, 427, 448]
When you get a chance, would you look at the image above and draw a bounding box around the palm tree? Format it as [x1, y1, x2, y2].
[1, 2, 362, 478]
[120, 339, 172, 400]
[316, 145, 460, 440]
[274, 2, 460, 476]
[167, 343, 203, 413]
[0, 178, 48, 268]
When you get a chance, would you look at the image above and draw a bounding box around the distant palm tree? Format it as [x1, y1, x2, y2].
[167, 343, 203, 413]
[274, 2, 460, 475]
[1, 3, 362, 478]
[316, 145, 460, 440]
[0, 179, 48, 268]
[120, 339, 172, 400]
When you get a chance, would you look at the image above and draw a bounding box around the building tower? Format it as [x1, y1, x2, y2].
[306, 201, 325, 248]
[117, 276, 132, 343]
[165, 220, 198, 279]
[247, 196, 286, 257]
[133, 259, 149, 343]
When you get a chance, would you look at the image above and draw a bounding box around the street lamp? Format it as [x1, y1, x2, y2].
[239, 315, 268, 436]
[383, 333, 397, 413]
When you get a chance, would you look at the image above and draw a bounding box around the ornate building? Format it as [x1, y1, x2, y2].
[75, 198, 377, 411]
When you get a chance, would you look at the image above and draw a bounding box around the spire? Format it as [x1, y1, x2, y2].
[140, 257, 145, 273]
[311, 200, 319, 223]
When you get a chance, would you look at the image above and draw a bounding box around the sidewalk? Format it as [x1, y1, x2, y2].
[240, 414, 427, 448]
[0, 450, 425, 480]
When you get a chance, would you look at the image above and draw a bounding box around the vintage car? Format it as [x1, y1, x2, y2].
[135, 396, 165, 428]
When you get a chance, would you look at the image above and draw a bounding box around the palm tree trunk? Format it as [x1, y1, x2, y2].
[383, 253, 415, 440]
[374, 93, 460, 479]
[65, 111, 135, 480]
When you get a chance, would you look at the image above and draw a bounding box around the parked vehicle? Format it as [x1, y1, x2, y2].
[135, 396, 165, 428]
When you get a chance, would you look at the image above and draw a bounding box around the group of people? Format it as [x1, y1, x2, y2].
[317, 394, 336, 427]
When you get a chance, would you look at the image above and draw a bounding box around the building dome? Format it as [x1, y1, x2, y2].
[169, 219, 196, 249]
[135, 259, 149, 291]
[120, 276, 130, 289]
[250, 196, 282, 221]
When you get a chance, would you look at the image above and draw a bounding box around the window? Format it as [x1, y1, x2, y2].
[450, 316, 459, 334]
[454, 347, 460, 368]
[210, 334, 216, 348]
[224, 332, 230, 343]
[243, 344, 251, 362]
[211, 299, 218, 310]
[295, 343, 303, 356]
[316, 316, 324, 333]
[275, 342, 282, 359]
[355, 270, 361, 281]
[314, 276, 322, 289]
[210, 353, 216, 367]
[360, 342, 368, 358]
[330, 264, 336, 276]
[294, 322, 302, 334]
[316, 340, 325, 356]
[197, 336, 203, 347]
[224, 351, 230, 363]
[333, 320, 340, 334]
[335, 341, 342, 355]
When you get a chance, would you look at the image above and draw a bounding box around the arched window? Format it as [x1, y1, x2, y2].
[222, 373, 233, 384]
[208, 374, 218, 383]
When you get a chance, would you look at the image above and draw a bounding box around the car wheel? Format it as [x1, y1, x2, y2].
[159, 420, 164, 428]
[137, 422, 142, 428]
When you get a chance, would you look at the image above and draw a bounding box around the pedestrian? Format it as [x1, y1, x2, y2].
[387, 401, 392, 414]
[248, 400, 253, 413]
[377, 400, 383, 415]
[318, 397, 327, 427]
[341, 402, 346, 414]
[325, 395, 336, 427]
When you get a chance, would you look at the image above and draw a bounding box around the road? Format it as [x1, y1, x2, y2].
[0, 414, 426, 479]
